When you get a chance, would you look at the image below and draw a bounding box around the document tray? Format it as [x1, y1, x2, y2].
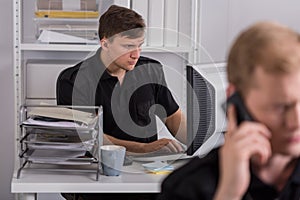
[17, 105, 103, 181]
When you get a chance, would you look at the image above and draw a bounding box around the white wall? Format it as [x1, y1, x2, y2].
[0, 0, 14, 199]
[199, 0, 300, 63]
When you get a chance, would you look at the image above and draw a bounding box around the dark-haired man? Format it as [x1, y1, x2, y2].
[58, 5, 186, 153]
[58, 5, 186, 200]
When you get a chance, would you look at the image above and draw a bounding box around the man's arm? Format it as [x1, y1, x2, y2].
[103, 133, 178, 153]
[164, 108, 187, 145]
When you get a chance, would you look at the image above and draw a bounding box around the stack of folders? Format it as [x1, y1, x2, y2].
[35, 0, 99, 18]
[37, 24, 98, 41]
[21, 106, 100, 165]
[35, 0, 99, 44]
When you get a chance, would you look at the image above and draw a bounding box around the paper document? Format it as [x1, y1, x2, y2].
[26, 139, 95, 151]
[28, 149, 87, 161]
[37, 24, 98, 40]
[142, 161, 174, 174]
[28, 105, 98, 126]
[37, 30, 98, 44]
[23, 118, 84, 128]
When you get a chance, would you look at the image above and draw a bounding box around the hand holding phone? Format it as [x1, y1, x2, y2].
[216, 92, 271, 200]
[226, 92, 253, 125]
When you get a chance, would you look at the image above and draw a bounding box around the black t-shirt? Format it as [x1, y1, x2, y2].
[57, 48, 179, 143]
[159, 148, 300, 200]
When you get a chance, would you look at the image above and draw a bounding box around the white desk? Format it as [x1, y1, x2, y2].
[11, 160, 189, 200]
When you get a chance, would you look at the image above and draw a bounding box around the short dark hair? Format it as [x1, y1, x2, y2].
[98, 5, 146, 40]
[227, 21, 300, 94]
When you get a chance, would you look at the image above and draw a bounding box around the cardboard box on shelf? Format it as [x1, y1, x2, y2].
[37, 0, 98, 11]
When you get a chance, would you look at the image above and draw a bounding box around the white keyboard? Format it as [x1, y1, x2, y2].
[129, 152, 192, 162]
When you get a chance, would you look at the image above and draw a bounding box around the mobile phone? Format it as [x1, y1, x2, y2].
[226, 92, 254, 125]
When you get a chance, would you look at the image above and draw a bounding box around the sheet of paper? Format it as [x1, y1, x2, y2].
[37, 30, 98, 44]
[28, 104, 98, 125]
[26, 139, 95, 151]
[28, 149, 87, 162]
[22, 118, 84, 128]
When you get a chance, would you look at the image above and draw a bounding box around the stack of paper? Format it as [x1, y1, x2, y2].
[26, 149, 89, 165]
[142, 161, 174, 174]
[27, 106, 98, 126]
[35, 0, 99, 19]
[37, 24, 98, 41]
[35, 0, 99, 44]
[21, 106, 100, 164]
[37, 30, 98, 44]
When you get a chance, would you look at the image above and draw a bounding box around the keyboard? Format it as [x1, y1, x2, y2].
[128, 151, 192, 162]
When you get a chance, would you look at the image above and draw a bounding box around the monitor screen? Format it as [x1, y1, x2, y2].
[186, 63, 227, 156]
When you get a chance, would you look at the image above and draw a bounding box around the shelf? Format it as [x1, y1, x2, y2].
[34, 17, 99, 23]
[13, 0, 196, 186]
[20, 43, 192, 53]
[20, 43, 100, 52]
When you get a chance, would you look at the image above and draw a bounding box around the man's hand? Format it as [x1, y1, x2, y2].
[141, 138, 185, 153]
[214, 105, 271, 200]
[104, 134, 184, 153]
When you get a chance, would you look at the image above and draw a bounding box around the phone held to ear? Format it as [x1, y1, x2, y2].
[226, 92, 254, 125]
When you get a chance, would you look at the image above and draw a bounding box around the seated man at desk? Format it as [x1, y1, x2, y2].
[160, 21, 300, 200]
[57, 5, 186, 154]
[57, 4, 186, 200]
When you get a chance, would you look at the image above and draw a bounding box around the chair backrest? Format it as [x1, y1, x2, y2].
[56, 61, 83, 105]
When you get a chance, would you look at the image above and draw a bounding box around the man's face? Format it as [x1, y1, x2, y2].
[245, 67, 300, 156]
[105, 34, 144, 71]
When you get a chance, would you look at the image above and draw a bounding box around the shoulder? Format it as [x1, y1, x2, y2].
[72, 51, 105, 82]
[137, 56, 162, 66]
[58, 61, 83, 83]
[134, 56, 164, 79]
[160, 148, 220, 200]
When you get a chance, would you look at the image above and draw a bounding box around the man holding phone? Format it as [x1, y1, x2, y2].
[159, 21, 300, 200]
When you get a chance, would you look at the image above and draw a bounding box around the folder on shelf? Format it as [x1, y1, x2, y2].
[37, 30, 98, 44]
[35, 10, 99, 18]
[36, 0, 98, 11]
[37, 24, 98, 41]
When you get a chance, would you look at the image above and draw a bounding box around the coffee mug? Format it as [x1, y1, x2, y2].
[100, 145, 126, 176]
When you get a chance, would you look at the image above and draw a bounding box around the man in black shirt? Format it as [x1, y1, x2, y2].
[57, 5, 186, 153]
[160, 21, 300, 200]
[58, 4, 186, 200]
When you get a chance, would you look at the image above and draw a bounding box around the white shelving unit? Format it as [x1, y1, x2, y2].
[13, 0, 199, 172]
[13, 1, 199, 199]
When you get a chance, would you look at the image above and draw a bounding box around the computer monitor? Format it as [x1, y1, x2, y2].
[186, 62, 228, 156]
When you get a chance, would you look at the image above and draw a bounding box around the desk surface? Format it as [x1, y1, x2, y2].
[11, 159, 189, 194]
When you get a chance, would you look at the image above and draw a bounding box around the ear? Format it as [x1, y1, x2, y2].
[226, 83, 236, 98]
[100, 38, 109, 50]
